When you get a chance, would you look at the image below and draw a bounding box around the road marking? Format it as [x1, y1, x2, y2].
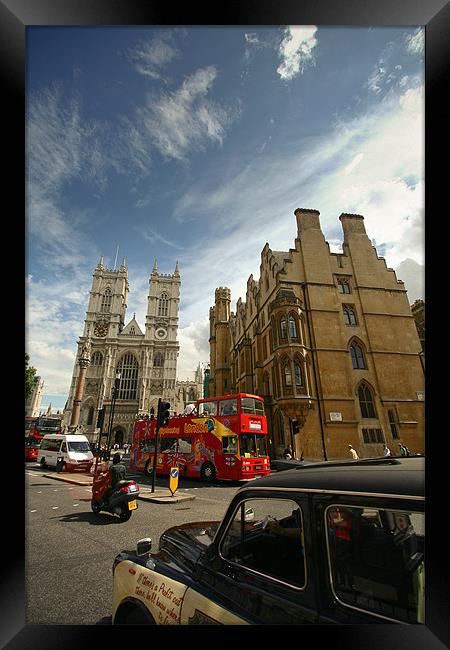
[73, 504, 79, 507]
[52, 506, 59, 510]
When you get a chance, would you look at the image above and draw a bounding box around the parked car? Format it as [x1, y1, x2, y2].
[112, 456, 424, 625]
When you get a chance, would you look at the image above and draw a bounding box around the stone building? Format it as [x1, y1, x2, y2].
[25, 375, 44, 417]
[411, 299, 425, 368]
[63, 257, 180, 446]
[173, 364, 204, 414]
[209, 208, 425, 461]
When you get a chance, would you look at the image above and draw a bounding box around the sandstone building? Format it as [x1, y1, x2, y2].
[209, 208, 425, 460]
[63, 257, 181, 446]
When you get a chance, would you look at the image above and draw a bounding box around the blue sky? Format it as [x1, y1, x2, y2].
[26, 25, 424, 408]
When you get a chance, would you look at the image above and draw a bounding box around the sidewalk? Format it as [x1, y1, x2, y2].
[42, 470, 195, 503]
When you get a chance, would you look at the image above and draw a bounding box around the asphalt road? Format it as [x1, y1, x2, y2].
[25, 463, 241, 625]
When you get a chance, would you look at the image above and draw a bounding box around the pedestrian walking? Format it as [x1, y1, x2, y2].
[348, 444, 359, 460]
[383, 444, 391, 457]
[398, 443, 410, 457]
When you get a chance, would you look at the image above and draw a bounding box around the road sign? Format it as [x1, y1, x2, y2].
[169, 467, 179, 496]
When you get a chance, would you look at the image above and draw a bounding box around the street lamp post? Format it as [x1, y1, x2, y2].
[106, 372, 121, 458]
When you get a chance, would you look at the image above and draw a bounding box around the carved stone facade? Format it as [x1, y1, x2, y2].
[63, 258, 180, 445]
[173, 364, 204, 414]
[209, 208, 425, 461]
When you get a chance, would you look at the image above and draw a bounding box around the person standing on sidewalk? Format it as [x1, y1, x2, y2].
[348, 444, 359, 460]
[383, 444, 392, 457]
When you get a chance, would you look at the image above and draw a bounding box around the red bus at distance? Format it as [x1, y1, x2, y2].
[130, 393, 270, 482]
[25, 415, 62, 461]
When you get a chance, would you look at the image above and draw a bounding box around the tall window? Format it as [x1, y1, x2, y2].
[289, 315, 298, 339]
[284, 362, 292, 386]
[280, 317, 287, 340]
[91, 351, 103, 366]
[87, 406, 94, 425]
[350, 342, 366, 369]
[116, 353, 138, 400]
[158, 292, 168, 316]
[100, 288, 112, 313]
[337, 278, 351, 294]
[294, 360, 303, 387]
[388, 410, 399, 439]
[153, 352, 164, 367]
[343, 305, 357, 326]
[358, 383, 376, 418]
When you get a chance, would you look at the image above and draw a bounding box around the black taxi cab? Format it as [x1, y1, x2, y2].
[111, 456, 424, 625]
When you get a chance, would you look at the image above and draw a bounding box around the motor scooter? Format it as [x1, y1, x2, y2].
[91, 458, 139, 521]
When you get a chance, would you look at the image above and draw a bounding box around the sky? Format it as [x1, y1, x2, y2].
[25, 25, 425, 409]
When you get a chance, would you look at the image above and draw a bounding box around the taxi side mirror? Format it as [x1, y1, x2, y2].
[137, 538, 152, 556]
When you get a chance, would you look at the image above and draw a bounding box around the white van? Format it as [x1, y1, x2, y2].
[37, 434, 94, 472]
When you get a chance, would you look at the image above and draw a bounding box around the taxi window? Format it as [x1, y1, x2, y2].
[326, 505, 424, 623]
[220, 498, 305, 589]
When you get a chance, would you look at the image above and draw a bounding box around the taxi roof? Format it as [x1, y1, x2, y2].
[245, 456, 424, 499]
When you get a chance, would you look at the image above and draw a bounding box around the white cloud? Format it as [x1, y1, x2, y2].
[136, 66, 239, 161]
[405, 28, 424, 56]
[343, 152, 364, 175]
[276, 26, 318, 80]
[178, 320, 210, 376]
[127, 33, 180, 79]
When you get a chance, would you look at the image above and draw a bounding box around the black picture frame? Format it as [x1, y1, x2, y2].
[9, 0, 447, 647]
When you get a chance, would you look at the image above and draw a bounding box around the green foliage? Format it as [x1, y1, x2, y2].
[25, 353, 37, 400]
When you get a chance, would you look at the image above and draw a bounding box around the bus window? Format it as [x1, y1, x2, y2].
[219, 399, 238, 416]
[199, 401, 218, 416]
[140, 437, 155, 454]
[222, 436, 238, 454]
[240, 397, 265, 416]
[178, 437, 192, 453]
[161, 437, 178, 452]
[240, 433, 268, 457]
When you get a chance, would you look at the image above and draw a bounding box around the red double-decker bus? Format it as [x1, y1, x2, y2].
[25, 415, 62, 461]
[130, 393, 270, 482]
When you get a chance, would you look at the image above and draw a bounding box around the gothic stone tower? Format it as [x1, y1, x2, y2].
[64, 257, 180, 445]
[209, 287, 231, 396]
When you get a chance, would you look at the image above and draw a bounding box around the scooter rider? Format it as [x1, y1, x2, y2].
[110, 452, 127, 488]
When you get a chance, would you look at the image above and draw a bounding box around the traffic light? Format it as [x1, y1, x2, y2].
[158, 401, 171, 427]
[96, 407, 106, 430]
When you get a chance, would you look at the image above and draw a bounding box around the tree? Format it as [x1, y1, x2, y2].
[25, 353, 37, 400]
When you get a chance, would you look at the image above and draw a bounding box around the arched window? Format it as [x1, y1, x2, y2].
[154, 352, 164, 367]
[280, 316, 287, 340]
[100, 288, 112, 313]
[87, 406, 94, 425]
[284, 362, 292, 386]
[91, 351, 103, 366]
[358, 383, 376, 418]
[116, 353, 139, 400]
[337, 278, 351, 294]
[158, 292, 168, 317]
[350, 342, 366, 369]
[343, 305, 357, 326]
[289, 315, 298, 339]
[294, 360, 303, 386]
